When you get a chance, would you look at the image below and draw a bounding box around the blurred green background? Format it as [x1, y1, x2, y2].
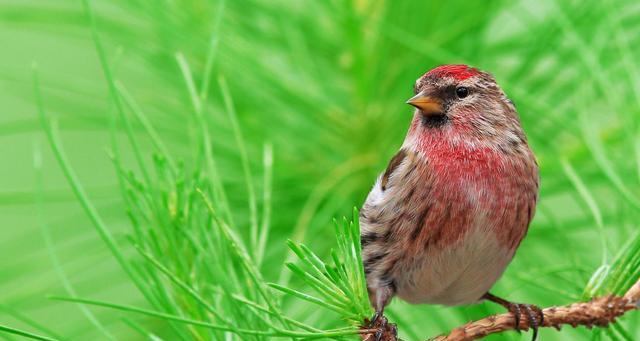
[1, 0, 640, 340]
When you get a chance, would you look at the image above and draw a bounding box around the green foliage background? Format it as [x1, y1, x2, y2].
[1, 0, 640, 340]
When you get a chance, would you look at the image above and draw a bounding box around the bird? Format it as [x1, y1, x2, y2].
[360, 64, 541, 341]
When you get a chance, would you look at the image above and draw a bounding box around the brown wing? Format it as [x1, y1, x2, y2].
[380, 149, 407, 191]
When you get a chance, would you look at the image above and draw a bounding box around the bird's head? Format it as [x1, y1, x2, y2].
[405, 64, 527, 152]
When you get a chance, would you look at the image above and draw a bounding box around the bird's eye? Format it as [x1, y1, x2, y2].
[456, 87, 469, 99]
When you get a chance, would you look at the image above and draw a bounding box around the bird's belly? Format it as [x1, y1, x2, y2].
[394, 226, 515, 306]
[360, 147, 536, 308]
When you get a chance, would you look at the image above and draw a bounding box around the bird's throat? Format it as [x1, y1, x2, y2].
[420, 114, 448, 128]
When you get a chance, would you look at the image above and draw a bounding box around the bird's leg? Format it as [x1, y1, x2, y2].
[482, 292, 544, 341]
[365, 285, 398, 341]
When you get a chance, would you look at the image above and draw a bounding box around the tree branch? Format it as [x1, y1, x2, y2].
[429, 279, 640, 341]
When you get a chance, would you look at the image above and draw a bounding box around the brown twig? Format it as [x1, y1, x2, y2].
[360, 279, 640, 341]
[429, 279, 640, 341]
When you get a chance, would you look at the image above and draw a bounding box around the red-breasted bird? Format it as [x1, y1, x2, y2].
[360, 65, 541, 340]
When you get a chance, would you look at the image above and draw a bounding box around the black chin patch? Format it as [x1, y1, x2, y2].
[421, 114, 448, 128]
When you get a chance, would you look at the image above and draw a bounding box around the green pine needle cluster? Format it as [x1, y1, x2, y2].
[271, 213, 372, 326]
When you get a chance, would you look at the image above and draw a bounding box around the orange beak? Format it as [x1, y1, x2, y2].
[406, 92, 443, 116]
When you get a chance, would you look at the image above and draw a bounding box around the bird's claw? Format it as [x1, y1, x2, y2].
[365, 312, 399, 341]
[506, 302, 544, 341]
[368, 311, 382, 329]
[374, 328, 384, 341]
[373, 314, 387, 341]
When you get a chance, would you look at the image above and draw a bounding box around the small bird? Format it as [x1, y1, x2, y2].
[360, 65, 542, 340]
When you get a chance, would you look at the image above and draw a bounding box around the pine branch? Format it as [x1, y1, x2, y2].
[361, 279, 640, 341]
[429, 279, 640, 341]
